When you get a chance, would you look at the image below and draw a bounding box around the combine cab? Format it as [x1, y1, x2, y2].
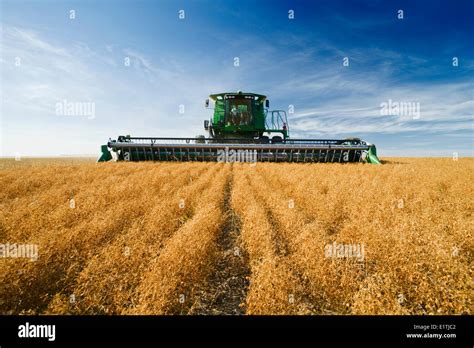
[98, 91, 381, 164]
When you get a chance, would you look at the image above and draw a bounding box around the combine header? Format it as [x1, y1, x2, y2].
[98, 91, 380, 164]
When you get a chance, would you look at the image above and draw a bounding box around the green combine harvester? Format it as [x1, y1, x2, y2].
[98, 91, 381, 164]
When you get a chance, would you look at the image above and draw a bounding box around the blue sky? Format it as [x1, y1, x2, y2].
[1, 0, 473, 157]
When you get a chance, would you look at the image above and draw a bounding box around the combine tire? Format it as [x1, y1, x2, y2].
[271, 136, 283, 144]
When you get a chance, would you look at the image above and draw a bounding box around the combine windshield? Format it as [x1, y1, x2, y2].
[226, 98, 253, 126]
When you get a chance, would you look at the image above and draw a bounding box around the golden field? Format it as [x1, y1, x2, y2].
[0, 158, 472, 315]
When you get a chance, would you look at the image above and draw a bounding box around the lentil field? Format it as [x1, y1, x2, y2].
[0, 158, 472, 315]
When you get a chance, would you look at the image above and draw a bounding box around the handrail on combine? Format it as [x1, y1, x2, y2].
[264, 110, 289, 137]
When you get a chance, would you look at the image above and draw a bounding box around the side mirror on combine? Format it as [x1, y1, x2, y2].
[265, 100, 270, 108]
[205, 98, 210, 108]
[204, 120, 209, 130]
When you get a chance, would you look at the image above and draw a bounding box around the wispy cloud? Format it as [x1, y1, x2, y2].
[1, 25, 230, 155]
[1, 0, 473, 157]
[289, 81, 474, 136]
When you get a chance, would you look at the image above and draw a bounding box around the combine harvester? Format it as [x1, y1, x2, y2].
[98, 91, 381, 164]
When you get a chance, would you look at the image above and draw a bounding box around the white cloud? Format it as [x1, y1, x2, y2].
[288, 81, 474, 136]
[1, 24, 473, 157]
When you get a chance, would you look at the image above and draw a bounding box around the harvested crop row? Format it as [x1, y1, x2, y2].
[55, 163, 223, 314]
[231, 165, 312, 314]
[0, 163, 201, 314]
[129, 164, 231, 314]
